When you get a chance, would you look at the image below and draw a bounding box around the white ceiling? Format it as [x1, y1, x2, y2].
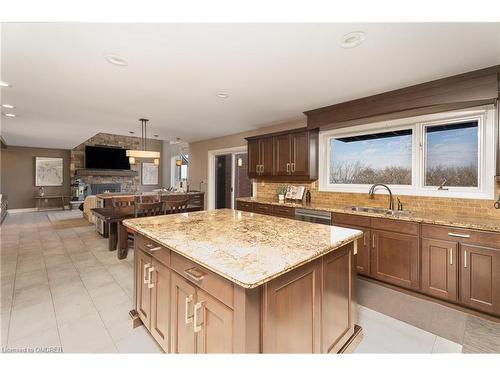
[1, 23, 499, 149]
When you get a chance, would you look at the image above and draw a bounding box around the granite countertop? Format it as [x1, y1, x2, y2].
[123, 209, 362, 289]
[237, 197, 500, 233]
[97, 191, 203, 198]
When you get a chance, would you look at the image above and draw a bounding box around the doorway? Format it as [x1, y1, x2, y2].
[208, 146, 254, 210]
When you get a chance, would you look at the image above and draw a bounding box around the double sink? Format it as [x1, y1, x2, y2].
[346, 206, 413, 217]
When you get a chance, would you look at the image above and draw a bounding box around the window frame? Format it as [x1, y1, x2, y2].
[318, 107, 495, 199]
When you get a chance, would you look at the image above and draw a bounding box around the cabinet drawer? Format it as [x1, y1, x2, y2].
[253, 203, 272, 215]
[236, 201, 253, 212]
[170, 252, 233, 308]
[421, 224, 500, 249]
[371, 217, 419, 236]
[332, 212, 370, 228]
[272, 205, 295, 218]
[136, 235, 171, 266]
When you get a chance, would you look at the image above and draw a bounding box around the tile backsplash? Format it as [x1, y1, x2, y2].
[256, 179, 500, 220]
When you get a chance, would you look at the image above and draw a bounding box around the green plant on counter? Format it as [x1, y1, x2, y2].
[276, 184, 288, 196]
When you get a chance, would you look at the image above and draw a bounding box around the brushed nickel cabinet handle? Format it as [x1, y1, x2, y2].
[291, 163, 295, 172]
[449, 248, 453, 265]
[261, 164, 264, 173]
[143, 263, 151, 284]
[194, 301, 205, 333]
[372, 234, 375, 248]
[145, 243, 162, 252]
[363, 232, 367, 246]
[147, 267, 155, 288]
[286, 163, 290, 173]
[184, 267, 205, 283]
[448, 232, 471, 239]
[464, 251, 467, 268]
[256, 165, 259, 173]
[185, 294, 194, 324]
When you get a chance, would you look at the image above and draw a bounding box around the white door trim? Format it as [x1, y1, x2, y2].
[207, 145, 254, 210]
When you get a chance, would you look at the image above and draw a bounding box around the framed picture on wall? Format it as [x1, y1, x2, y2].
[35, 157, 63, 186]
[142, 162, 159, 185]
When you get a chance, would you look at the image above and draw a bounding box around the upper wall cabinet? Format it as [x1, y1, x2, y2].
[246, 128, 319, 181]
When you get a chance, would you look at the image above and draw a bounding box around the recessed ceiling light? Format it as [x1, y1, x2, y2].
[154, 134, 159, 138]
[216, 92, 229, 99]
[104, 54, 128, 66]
[129, 131, 135, 134]
[2, 113, 16, 117]
[340, 31, 366, 49]
[0, 81, 11, 87]
[1, 104, 15, 109]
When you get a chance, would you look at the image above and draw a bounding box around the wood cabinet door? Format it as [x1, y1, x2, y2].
[247, 139, 260, 178]
[421, 239, 458, 302]
[195, 290, 234, 353]
[259, 137, 274, 176]
[322, 245, 354, 353]
[460, 244, 500, 315]
[274, 134, 291, 176]
[262, 260, 321, 353]
[150, 259, 171, 352]
[371, 230, 420, 290]
[135, 248, 152, 329]
[290, 131, 309, 176]
[170, 272, 197, 353]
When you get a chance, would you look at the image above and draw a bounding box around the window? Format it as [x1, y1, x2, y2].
[330, 129, 413, 185]
[319, 108, 495, 199]
[424, 121, 478, 188]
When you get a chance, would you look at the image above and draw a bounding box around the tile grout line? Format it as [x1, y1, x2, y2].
[66, 225, 120, 353]
[38, 215, 64, 351]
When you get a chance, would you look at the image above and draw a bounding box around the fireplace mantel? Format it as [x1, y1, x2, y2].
[75, 169, 138, 177]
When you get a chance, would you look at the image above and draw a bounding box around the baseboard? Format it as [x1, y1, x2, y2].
[7, 208, 38, 213]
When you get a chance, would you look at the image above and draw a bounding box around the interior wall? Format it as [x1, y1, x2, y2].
[188, 119, 305, 202]
[1, 146, 71, 209]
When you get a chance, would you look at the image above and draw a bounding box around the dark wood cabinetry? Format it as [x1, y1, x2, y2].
[460, 244, 500, 316]
[248, 137, 274, 178]
[421, 239, 458, 302]
[371, 230, 420, 290]
[246, 128, 319, 181]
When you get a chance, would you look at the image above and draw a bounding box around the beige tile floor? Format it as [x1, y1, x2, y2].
[1, 210, 161, 353]
[0, 210, 491, 354]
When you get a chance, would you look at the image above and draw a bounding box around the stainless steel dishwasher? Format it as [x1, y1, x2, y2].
[295, 208, 332, 225]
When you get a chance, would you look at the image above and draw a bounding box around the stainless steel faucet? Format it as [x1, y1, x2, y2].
[368, 183, 394, 211]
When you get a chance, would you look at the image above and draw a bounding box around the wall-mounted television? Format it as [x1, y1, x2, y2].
[85, 146, 130, 170]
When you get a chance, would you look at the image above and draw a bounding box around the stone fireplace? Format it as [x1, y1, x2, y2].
[70, 132, 163, 194]
[91, 183, 121, 195]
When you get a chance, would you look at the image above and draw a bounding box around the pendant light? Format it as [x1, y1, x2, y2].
[126, 118, 161, 165]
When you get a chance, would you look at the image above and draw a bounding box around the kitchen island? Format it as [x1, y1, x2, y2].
[123, 209, 363, 353]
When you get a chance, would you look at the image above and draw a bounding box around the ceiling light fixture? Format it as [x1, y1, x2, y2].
[1, 104, 15, 109]
[0, 81, 11, 87]
[340, 31, 366, 49]
[216, 92, 229, 99]
[126, 118, 161, 165]
[2, 113, 16, 117]
[104, 54, 128, 66]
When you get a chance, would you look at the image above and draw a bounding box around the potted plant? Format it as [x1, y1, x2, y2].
[276, 185, 287, 202]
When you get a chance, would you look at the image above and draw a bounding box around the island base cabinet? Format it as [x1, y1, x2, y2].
[371, 230, 419, 290]
[460, 244, 500, 316]
[135, 248, 152, 329]
[195, 290, 234, 353]
[170, 272, 197, 354]
[150, 259, 170, 352]
[262, 259, 322, 353]
[421, 239, 458, 302]
[322, 246, 354, 354]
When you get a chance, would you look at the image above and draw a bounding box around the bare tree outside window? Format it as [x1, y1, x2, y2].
[329, 130, 413, 185]
[424, 121, 478, 187]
